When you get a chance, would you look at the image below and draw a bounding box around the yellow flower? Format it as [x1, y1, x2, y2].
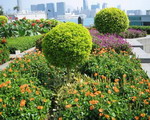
[140, 113, 146, 117]
[0, 98, 2, 102]
[0, 112, 2, 116]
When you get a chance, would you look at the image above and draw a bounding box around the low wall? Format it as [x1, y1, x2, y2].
[137, 35, 150, 53]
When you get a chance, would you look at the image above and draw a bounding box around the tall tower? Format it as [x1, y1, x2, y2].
[17, 0, 22, 11]
[57, 2, 65, 16]
[83, 0, 88, 10]
[102, 3, 107, 9]
[47, 3, 55, 18]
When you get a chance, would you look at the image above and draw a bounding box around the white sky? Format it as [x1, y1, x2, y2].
[0, 0, 149, 12]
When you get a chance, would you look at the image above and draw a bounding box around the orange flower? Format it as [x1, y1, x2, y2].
[101, 95, 105, 98]
[143, 100, 149, 105]
[94, 73, 98, 77]
[3, 73, 7, 77]
[90, 93, 96, 97]
[2, 104, 6, 108]
[112, 117, 116, 120]
[65, 104, 72, 109]
[89, 100, 99, 105]
[29, 98, 35, 101]
[140, 113, 146, 117]
[94, 91, 101, 95]
[36, 91, 40, 95]
[114, 79, 119, 82]
[20, 99, 26, 107]
[90, 105, 94, 110]
[42, 99, 47, 102]
[106, 85, 109, 88]
[132, 96, 137, 102]
[37, 106, 43, 109]
[134, 116, 139, 120]
[107, 101, 111, 104]
[108, 90, 112, 94]
[12, 97, 15, 100]
[101, 75, 106, 79]
[104, 114, 110, 119]
[0, 98, 2, 102]
[74, 98, 79, 102]
[85, 91, 91, 96]
[98, 108, 104, 112]
[0, 112, 2, 115]
[6, 81, 11, 84]
[58, 117, 63, 120]
[8, 68, 13, 72]
[113, 87, 119, 93]
[123, 74, 126, 78]
[99, 113, 103, 116]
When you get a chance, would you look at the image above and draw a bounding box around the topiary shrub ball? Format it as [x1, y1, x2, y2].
[0, 16, 8, 24]
[94, 8, 129, 34]
[42, 22, 92, 69]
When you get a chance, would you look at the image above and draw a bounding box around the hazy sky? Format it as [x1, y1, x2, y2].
[0, 0, 149, 12]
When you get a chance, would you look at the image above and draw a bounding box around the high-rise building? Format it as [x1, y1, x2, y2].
[127, 10, 142, 15]
[17, 0, 23, 11]
[117, 5, 121, 9]
[91, 3, 100, 10]
[46, 3, 55, 18]
[146, 10, 150, 15]
[83, 0, 88, 10]
[37, 4, 45, 11]
[102, 3, 107, 9]
[57, 2, 65, 16]
[31, 5, 37, 11]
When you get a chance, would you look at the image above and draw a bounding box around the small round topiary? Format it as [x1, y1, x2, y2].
[0, 16, 8, 24]
[42, 22, 92, 69]
[94, 8, 129, 34]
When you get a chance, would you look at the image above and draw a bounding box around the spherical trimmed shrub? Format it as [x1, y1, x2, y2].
[0, 16, 8, 24]
[42, 22, 92, 69]
[94, 8, 129, 34]
[0, 39, 9, 65]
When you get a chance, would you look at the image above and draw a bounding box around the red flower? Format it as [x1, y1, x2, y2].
[36, 20, 40, 23]
[31, 23, 36, 26]
[39, 24, 43, 27]
[15, 17, 18, 20]
[1, 39, 7, 44]
[9, 17, 12, 19]
[23, 17, 26, 20]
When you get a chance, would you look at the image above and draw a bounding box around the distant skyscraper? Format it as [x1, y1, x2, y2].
[127, 10, 142, 15]
[83, 0, 88, 10]
[91, 3, 100, 10]
[102, 3, 107, 9]
[31, 5, 37, 11]
[57, 2, 65, 16]
[37, 4, 45, 11]
[146, 10, 150, 15]
[17, 0, 22, 11]
[47, 3, 55, 18]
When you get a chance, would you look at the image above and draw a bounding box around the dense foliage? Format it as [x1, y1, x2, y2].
[90, 28, 132, 54]
[0, 16, 8, 24]
[56, 75, 150, 120]
[0, 18, 60, 38]
[36, 35, 45, 51]
[119, 29, 147, 38]
[94, 8, 129, 34]
[79, 48, 148, 81]
[129, 26, 150, 34]
[0, 38, 9, 65]
[0, 75, 52, 120]
[7, 35, 42, 54]
[42, 22, 92, 69]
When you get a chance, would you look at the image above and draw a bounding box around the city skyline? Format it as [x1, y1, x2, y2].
[0, 0, 150, 12]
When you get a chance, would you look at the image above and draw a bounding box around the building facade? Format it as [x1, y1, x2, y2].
[129, 15, 150, 26]
[37, 4, 45, 11]
[57, 2, 65, 16]
[83, 0, 88, 10]
[91, 3, 100, 10]
[102, 3, 107, 9]
[17, 0, 23, 11]
[31, 5, 37, 11]
[46, 3, 55, 18]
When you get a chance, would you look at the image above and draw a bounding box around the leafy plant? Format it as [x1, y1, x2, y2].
[7, 35, 42, 54]
[129, 26, 150, 34]
[42, 22, 92, 80]
[94, 8, 129, 34]
[0, 16, 8, 24]
[0, 38, 9, 65]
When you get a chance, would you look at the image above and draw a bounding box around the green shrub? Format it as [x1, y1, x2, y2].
[56, 75, 150, 119]
[42, 22, 92, 69]
[129, 26, 150, 34]
[94, 8, 129, 34]
[0, 51, 66, 90]
[0, 38, 9, 64]
[0, 16, 8, 24]
[36, 35, 45, 51]
[7, 35, 42, 54]
[0, 75, 52, 120]
[79, 49, 148, 81]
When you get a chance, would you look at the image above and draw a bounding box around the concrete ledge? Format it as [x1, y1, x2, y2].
[132, 47, 150, 63]
[141, 63, 150, 78]
[126, 39, 143, 49]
